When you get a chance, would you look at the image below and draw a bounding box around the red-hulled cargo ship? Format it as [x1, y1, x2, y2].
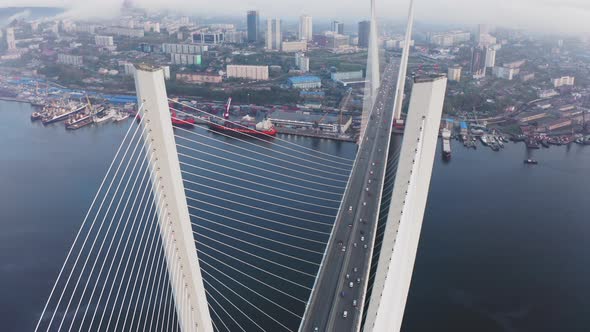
[207, 97, 277, 136]
[135, 106, 195, 128]
[170, 108, 195, 128]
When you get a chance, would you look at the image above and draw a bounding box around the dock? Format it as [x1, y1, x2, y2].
[275, 127, 356, 142]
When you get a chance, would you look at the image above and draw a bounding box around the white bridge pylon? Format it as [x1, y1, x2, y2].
[134, 64, 214, 332]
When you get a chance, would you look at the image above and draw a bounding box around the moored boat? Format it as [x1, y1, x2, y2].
[207, 98, 276, 136]
[441, 128, 451, 160]
[41, 102, 86, 125]
[31, 112, 42, 120]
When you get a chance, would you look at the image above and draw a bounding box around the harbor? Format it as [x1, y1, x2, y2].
[0, 75, 359, 141]
[3, 98, 590, 332]
[438, 116, 590, 162]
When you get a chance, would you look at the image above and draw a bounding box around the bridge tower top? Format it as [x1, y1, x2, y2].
[134, 64, 213, 332]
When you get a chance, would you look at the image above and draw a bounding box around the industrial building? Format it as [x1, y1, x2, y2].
[287, 76, 322, 89]
[331, 71, 364, 86]
[516, 111, 549, 123]
[271, 110, 352, 133]
[546, 118, 573, 131]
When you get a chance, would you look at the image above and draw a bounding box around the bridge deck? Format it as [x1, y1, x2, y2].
[300, 62, 400, 332]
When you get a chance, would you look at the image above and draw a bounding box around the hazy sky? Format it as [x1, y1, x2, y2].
[2, 0, 590, 35]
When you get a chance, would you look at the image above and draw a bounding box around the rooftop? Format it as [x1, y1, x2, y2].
[288, 75, 321, 84]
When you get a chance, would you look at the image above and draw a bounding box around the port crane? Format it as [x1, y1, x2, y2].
[85, 95, 96, 115]
[224, 97, 232, 119]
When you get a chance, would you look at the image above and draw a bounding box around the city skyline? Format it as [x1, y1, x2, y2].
[1, 0, 589, 36]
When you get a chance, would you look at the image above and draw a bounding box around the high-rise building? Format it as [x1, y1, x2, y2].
[299, 15, 313, 41]
[225, 31, 245, 44]
[162, 43, 207, 55]
[485, 47, 496, 68]
[447, 66, 462, 82]
[143, 21, 160, 33]
[327, 33, 350, 49]
[332, 21, 344, 34]
[171, 53, 202, 65]
[57, 54, 83, 67]
[193, 32, 224, 45]
[478, 24, 489, 37]
[552, 76, 575, 88]
[492, 66, 516, 80]
[104, 27, 144, 38]
[471, 46, 486, 79]
[227, 65, 269, 80]
[476, 24, 497, 46]
[428, 31, 471, 47]
[358, 21, 370, 48]
[6, 27, 16, 50]
[95, 35, 114, 47]
[266, 18, 281, 50]
[295, 52, 310, 72]
[247, 10, 259, 43]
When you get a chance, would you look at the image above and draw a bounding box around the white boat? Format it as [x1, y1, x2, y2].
[94, 109, 117, 124]
[480, 135, 490, 146]
[41, 102, 86, 125]
[113, 111, 130, 122]
[442, 128, 451, 159]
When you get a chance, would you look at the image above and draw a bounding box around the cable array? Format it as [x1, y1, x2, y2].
[36, 96, 357, 332]
[35, 106, 191, 332]
[170, 105, 355, 331]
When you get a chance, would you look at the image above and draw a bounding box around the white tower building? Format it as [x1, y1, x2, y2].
[266, 18, 282, 50]
[298, 15, 313, 41]
[6, 27, 16, 50]
[485, 47, 496, 68]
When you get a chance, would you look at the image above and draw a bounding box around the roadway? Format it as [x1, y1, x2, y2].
[300, 61, 400, 332]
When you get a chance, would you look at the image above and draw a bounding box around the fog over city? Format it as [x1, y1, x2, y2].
[2, 0, 590, 35]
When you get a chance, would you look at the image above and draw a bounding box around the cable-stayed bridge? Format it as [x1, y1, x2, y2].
[33, 1, 448, 331]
